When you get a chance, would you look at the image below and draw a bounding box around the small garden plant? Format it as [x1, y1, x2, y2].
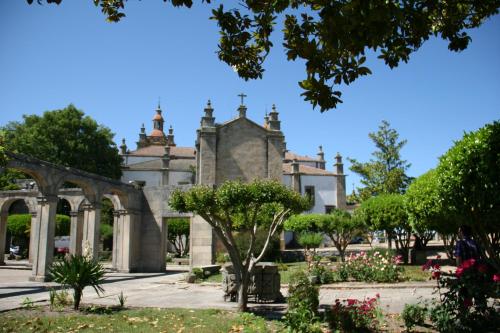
[327, 295, 383, 332]
[49, 252, 106, 310]
[401, 303, 427, 332]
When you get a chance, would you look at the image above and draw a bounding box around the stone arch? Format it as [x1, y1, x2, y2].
[0, 194, 38, 265]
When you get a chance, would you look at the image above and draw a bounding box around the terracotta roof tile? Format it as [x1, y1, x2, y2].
[284, 151, 320, 162]
[129, 145, 196, 158]
[282, 163, 335, 176]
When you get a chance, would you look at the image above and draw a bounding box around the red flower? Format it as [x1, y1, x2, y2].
[347, 299, 357, 306]
[436, 254, 441, 259]
[422, 260, 433, 271]
[493, 274, 500, 282]
[463, 298, 473, 308]
[477, 264, 489, 274]
[461, 259, 476, 270]
[375, 293, 380, 298]
[432, 271, 441, 279]
[456, 267, 464, 277]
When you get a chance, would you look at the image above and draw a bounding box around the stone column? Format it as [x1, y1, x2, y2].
[0, 212, 7, 265]
[190, 215, 216, 266]
[115, 209, 137, 272]
[30, 195, 58, 282]
[112, 210, 120, 270]
[69, 211, 83, 255]
[28, 212, 37, 264]
[82, 203, 101, 260]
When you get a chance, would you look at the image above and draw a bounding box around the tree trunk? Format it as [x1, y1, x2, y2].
[237, 270, 250, 312]
[74, 288, 82, 310]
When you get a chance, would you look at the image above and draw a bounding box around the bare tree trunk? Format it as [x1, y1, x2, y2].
[237, 271, 250, 312]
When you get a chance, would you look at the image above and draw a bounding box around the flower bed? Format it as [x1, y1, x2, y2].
[333, 251, 404, 282]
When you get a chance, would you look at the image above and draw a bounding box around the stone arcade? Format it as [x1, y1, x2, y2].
[0, 100, 348, 280]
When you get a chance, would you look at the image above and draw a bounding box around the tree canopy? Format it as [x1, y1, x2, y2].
[359, 193, 411, 262]
[28, 0, 500, 112]
[169, 179, 309, 311]
[436, 120, 500, 268]
[349, 120, 411, 201]
[2, 104, 122, 179]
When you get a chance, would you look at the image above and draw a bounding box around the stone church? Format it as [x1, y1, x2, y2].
[119, 100, 348, 265]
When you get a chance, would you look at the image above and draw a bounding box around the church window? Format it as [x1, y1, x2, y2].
[304, 186, 315, 206]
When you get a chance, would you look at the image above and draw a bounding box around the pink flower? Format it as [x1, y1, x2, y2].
[493, 274, 500, 282]
[375, 293, 380, 298]
[347, 299, 357, 306]
[422, 260, 433, 271]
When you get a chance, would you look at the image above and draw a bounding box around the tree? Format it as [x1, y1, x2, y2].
[359, 194, 411, 263]
[285, 211, 366, 262]
[169, 179, 309, 312]
[2, 104, 122, 179]
[167, 217, 190, 257]
[321, 210, 365, 262]
[405, 170, 458, 255]
[29, 1, 500, 112]
[349, 120, 411, 201]
[436, 121, 500, 269]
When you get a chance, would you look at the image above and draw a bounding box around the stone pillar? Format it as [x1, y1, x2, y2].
[69, 211, 83, 255]
[112, 210, 120, 270]
[190, 215, 216, 266]
[82, 203, 101, 260]
[30, 195, 58, 281]
[0, 212, 7, 265]
[334, 153, 347, 209]
[115, 209, 137, 272]
[291, 160, 301, 193]
[28, 212, 37, 263]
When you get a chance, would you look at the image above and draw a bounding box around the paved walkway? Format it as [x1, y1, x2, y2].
[0, 267, 439, 314]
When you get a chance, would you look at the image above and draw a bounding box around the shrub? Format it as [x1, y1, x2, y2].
[327, 296, 383, 332]
[215, 251, 229, 264]
[284, 271, 322, 333]
[423, 258, 500, 332]
[335, 250, 404, 282]
[49, 254, 106, 310]
[401, 304, 427, 332]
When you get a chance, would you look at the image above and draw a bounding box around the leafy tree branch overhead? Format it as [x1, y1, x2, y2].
[27, 0, 500, 112]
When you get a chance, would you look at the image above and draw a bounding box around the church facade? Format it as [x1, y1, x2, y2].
[119, 100, 348, 265]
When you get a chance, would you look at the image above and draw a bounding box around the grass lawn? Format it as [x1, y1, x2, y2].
[0, 307, 284, 333]
[203, 262, 430, 284]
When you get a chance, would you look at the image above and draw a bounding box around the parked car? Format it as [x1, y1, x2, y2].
[349, 236, 364, 244]
[54, 236, 70, 255]
[9, 245, 20, 256]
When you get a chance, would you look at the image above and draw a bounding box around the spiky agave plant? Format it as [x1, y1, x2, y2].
[49, 254, 105, 310]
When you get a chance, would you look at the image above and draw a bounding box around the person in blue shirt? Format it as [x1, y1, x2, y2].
[454, 225, 480, 265]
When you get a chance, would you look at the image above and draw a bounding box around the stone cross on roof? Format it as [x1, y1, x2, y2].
[238, 93, 247, 106]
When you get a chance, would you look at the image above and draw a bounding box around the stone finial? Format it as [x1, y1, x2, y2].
[317, 145, 325, 160]
[167, 125, 176, 146]
[264, 112, 269, 128]
[140, 123, 145, 134]
[201, 99, 215, 127]
[335, 152, 344, 174]
[268, 104, 281, 130]
[120, 138, 127, 155]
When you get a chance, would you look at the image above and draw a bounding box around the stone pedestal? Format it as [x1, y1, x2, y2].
[30, 195, 58, 282]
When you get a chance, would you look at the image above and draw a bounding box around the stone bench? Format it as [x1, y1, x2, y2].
[172, 258, 190, 265]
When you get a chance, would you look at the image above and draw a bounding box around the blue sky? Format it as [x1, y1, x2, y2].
[1, 2, 499, 193]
